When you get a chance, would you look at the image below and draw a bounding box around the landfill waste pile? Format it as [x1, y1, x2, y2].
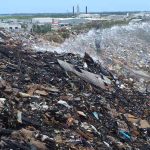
[32, 21, 150, 93]
[0, 29, 150, 150]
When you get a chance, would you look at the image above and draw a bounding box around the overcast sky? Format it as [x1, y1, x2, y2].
[0, 0, 150, 14]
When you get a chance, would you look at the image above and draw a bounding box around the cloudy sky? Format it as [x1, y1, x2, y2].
[0, 0, 150, 14]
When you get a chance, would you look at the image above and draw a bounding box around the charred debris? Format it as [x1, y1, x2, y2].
[0, 30, 150, 150]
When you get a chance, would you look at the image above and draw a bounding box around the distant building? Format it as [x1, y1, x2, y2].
[32, 17, 89, 27]
[78, 14, 100, 18]
[59, 18, 89, 26]
[0, 23, 22, 30]
[1, 19, 18, 23]
[132, 12, 145, 18]
[101, 15, 126, 21]
[32, 18, 53, 24]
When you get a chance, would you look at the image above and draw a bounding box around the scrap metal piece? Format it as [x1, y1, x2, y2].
[58, 59, 112, 90]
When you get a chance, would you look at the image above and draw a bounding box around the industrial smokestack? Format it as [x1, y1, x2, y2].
[73, 6, 75, 16]
[86, 6, 88, 14]
[77, 4, 80, 15]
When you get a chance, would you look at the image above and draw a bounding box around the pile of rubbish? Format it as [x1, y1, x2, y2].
[33, 22, 150, 93]
[0, 30, 150, 150]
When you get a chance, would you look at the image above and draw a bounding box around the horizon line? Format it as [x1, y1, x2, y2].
[0, 10, 150, 16]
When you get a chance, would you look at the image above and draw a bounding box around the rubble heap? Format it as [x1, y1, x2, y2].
[0, 30, 150, 150]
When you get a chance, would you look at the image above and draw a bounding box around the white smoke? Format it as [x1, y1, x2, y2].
[32, 21, 150, 91]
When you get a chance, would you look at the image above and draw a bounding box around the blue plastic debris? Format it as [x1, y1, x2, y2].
[93, 112, 99, 120]
[118, 130, 132, 141]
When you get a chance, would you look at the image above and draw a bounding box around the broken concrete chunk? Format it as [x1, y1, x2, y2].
[17, 111, 22, 124]
[27, 84, 59, 96]
[124, 114, 139, 124]
[35, 90, 48, 96]
[19, 92, 32, 98]
[57, 100, 71, 109]
[125, 113, 150, 129]
[139, 119, 150, 129]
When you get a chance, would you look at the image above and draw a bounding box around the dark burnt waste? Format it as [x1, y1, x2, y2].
[0, 30, 150, 150]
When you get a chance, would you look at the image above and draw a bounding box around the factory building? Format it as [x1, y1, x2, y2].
[32, 18, 53, 24]
[0, 23, 22, 30]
